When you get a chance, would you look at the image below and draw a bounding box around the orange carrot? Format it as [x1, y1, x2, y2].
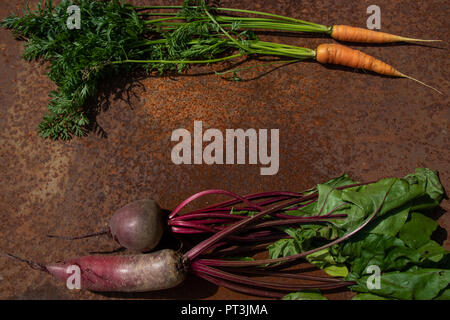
[331, 25, 441, 43]
[315, 43, 442, 94]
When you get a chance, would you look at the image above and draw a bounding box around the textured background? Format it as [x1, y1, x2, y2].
[0, 0, 448, 300]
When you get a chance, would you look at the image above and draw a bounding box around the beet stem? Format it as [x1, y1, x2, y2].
[184, 197, 303, 261]
[284, 198, 317, 211]
[171, 212, 245, 221]
[205, 242, 274, 257]
[192, 270, 284, 299]
[169, 189, 265, 219]
[170, 227, 210, 234]
[194, 181, 394, 267]
[169, 218, 235, 226]
[316, 189, 333, 216]
[175, 182, 373, 220]
[193, 262, 352, 291]
[230, 268, 345, 283]
[225, 232, 287, 242]
[167, 221, 218, 233]
[192, 191, 305, 213]
[248, 214, 347, 230]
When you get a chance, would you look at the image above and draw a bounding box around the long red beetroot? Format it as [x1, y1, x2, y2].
[6, 249, 186, 292]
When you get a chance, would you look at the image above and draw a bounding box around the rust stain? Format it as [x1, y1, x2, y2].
[0, 0, 448, 300]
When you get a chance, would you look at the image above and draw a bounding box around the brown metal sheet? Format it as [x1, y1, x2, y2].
[0, 0, 448, 300]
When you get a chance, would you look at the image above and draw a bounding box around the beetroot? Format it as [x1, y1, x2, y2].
[108, 199, 166, 252]
[47, 249, 186, 292]
[49, 199, 166, 253]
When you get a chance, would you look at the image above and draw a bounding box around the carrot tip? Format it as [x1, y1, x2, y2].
[399, 73, 443, 95]
[400, 37, 442, 43]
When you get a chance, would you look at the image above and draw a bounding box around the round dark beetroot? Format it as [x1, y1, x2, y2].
[108, 199, 166, 252]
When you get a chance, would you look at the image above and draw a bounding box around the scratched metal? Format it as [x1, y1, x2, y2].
[0, 0, 448, 300]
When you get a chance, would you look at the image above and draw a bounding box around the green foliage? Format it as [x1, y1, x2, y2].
[268, 168, 449, 300]
[352, 293, 389, 300]
[282, 291, 328, 300]
[3, 0, 321, 139]
[179, 0, 211, 21]
[351, 268, 450, 300]
[2, 0, 148, 139]
[398, 211, 438, 249]
[1, 0, 259, 139]
[268, 224, 339, 261]
[434, 289, 450, 300]
[335, 233, 422, 277]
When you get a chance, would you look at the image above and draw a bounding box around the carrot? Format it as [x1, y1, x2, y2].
[331, 25, 441, 43]
[315, 43, 442, 94]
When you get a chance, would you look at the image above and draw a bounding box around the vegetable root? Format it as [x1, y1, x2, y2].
[49, 199, 166, 253]
[316, 43, 401, 75]
[5, 250, 186, 292]
[2, 1, 444, 139]
[315, 43, 442, 94]
[49, 183, 372, 253]
[4, 169, 445, 299]
[331, 25, 441, 43]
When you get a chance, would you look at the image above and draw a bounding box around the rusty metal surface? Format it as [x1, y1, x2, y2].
[0, 0, 448, 300]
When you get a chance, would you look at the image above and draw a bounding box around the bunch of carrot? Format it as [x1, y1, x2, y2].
[1, 0, 444, 139]
[131, 1, 442, 93]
